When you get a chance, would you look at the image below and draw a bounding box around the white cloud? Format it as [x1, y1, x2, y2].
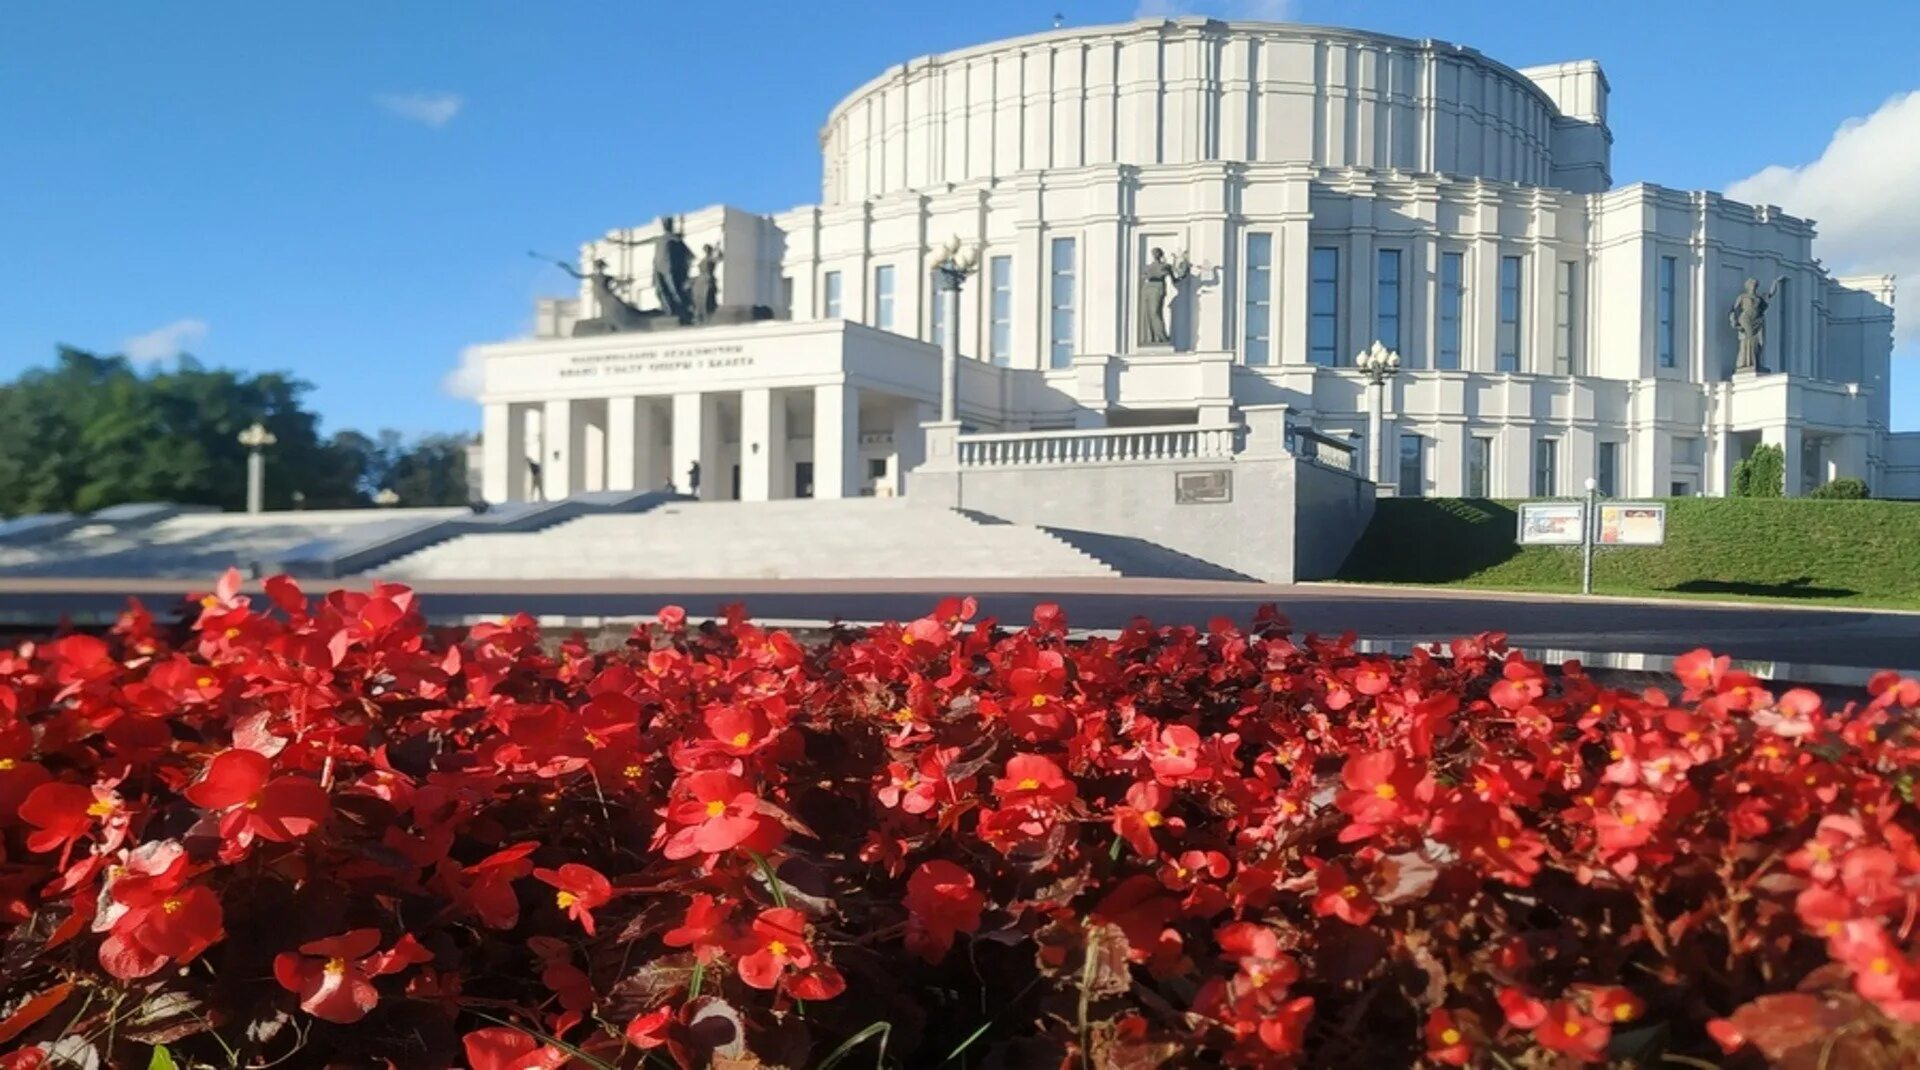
[1725, 90, 1919, 345]
[1134, 0, 1299, 19]
[374, 91, 464, 128]
[122, 318, 208, 363]
[442, 345, 487, 401]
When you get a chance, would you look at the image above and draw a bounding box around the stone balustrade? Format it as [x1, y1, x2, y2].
[955, 424, 1239, 469]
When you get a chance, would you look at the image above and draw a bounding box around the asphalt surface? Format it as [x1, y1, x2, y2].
[2, 576, 1916, 674]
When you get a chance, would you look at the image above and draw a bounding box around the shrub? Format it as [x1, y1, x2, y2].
[1810, 477, 1870, 500]
[1733, 443, 1786, 497]
[2, 571, 1919, 1067]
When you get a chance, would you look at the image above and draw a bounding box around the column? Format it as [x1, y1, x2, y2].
[482, 402, 522, 503]
[740, 387, 788, 502]
[891, 400, 931, 495]
[606, 397, 638, 491]
[813, 383, 861, 499]
[672, 392, 704, 497]
[634, 400, 661, 491]
[542, 399, 579, 499]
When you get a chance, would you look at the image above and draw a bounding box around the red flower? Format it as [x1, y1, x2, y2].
[1673, 648, 1728, 697]
[992, 754, 1076, 807]
[1308, 860, 1376, 926]
[1594, 788, 1664, 858]
[625, 1007, 672, 1049]
[663, 893, 735, 962]
[704, 704, 771, 756]
[664, 770, 779, 860]
[1146, 724, 1209, 784]
[735, 906, 817, 990]
[459, 841, 538, 929]
[1112, 781, 1176, 858]
[533, 863, 612, 935]
[1535, 1000, 1609, 1062]
[272, 928, 431, 1023]
[1425, 1008, 1471, 1066]
[98, 875, 225, 980]
[1497, 986, 1547, 1030]
[462, 1027, 567, 1070]
[1334, 750, 1432, 841]
[183, 749, 330, 857]
[18, 782, 125, 866]
[905, 860, 986, 963]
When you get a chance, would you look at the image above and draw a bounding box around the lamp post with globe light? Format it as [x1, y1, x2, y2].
[1356, 341, 1401, 487]
[1582, 476, 1599, 595]
[931, 236, 983, 424]
[237, 422, 277, 515]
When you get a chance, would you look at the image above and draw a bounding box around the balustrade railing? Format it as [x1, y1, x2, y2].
[955, 424, 1238, 469]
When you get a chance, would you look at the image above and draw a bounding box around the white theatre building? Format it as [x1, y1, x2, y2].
[472, 16, 1914, 529]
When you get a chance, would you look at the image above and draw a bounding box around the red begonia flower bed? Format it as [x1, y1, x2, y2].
[2, 571, 1919, 1068]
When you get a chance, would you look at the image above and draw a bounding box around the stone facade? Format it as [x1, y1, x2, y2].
[472, 17, 1913, 505]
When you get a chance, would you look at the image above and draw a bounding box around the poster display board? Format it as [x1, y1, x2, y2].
[1516, 501, 1586, 546]
[1596, 502, 1667, 546]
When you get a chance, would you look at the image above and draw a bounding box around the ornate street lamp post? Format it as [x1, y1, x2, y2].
[237, 422, 277, 515]
[930, 236, 982, 424]
[1356, 341, 1401, 487]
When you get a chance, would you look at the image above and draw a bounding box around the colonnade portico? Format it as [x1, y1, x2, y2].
[485, 383, 882, 503]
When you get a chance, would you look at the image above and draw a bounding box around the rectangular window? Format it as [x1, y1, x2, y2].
[1597, 441, 1619, 497]
[929, 277, 948, 349]
[873, 264, 895, 331]
[1438, 252, 1464, 370]
[1376, 249, 1403, 357]
[1308, 247, 1340, 366]
[1048, 237, 1076, 369]
[1244, 233, 1273, 365]
[1397, 433, 1423, 497]
[823, 271, 842, 319]
[1498, 255, 1523, 372]
[1554, 260, 1576, 375]
[779, 276, 794, 320]
[1467, 435, 1492, 497]
[1657, 255, 1677, 368]
[1533, 438, 1559, 497]
[988, 255, 1013, 366]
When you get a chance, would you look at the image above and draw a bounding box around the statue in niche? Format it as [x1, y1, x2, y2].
[534, 254, 644, 332]
[691, 244, 723, 324]
[1729, 275, 1784, 373]
[1138, 247, 1193, 347]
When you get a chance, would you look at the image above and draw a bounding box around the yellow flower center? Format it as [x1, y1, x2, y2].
[1609, 748, 1623, 760]
[732, 731, 751, 747]
[1340, 884, 1360, 899]
[624, 764, 643, 779]
[1029, 694, 1047, 708]
[1247, 966, 1269, 988]
[585, 732, 602, 747]
[705, 799, 727, 818]
[1165, 744, 1183, 757]
[892, 710, 914, 725]
[1613, 1004, 1634, 1022]
[86, 800, 115, 818]
[324, 957, 347, 976]
[1017, 777, 1040, 791]
[1588, 703, 1602, 716]
[1175, 866, 1189, 879]
[1562, 1020, 1583, 1037]
[200, 595, 219, 608]
[1374, 783, 1397, 800]
[197, 676, 214, 688]
[1142, 810, 1163, 828]
[556, 891, 578, 909]
[1871, 956, 1895, 975]
[0, 758, 14, 771]
[1495, 835, 1514, 849]
[1472, 778, 1489, 794]
[1440, 1028, 1462, 1045]
[223, 628, 239, 639]
[767, 939, 789, 958]
[1619, 813, 1638, 826]
[162, 897, 183, 914]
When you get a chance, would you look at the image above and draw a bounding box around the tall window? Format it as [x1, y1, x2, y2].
[873, 264, 895, 331]
[1554, 260, 1577, 374]
[1467, 435, 1492, 497]
[988, 255, 1013, 366]
[779, 276, 793, 320]
[1657, 255, 1677, 368]
[1244, 233, 1273, 365]
[1397, 433, 1423, 497]
[823, 271, 842, 319]
[1376, 249, 1403, 355]
[1597, 441, 1619, 497]
[1533, 438, 1559, 497]
[1498, 255, 1524, 372]
[1309, 247, 1340, 366]
[1048, 237, 1076, 369]
[1438, 252, 1464, 370]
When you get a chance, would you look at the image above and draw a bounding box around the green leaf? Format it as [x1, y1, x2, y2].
[147, 1047, 177, 1070]
[817, 1021, 891, 1069]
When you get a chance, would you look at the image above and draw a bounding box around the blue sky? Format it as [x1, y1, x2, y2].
[2, 0, 1916, 436]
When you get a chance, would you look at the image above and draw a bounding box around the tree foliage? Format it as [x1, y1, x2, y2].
[0, 348, 473, 517]
[1809, 477, 1870, 500]
[1731, 443, 1786, 498]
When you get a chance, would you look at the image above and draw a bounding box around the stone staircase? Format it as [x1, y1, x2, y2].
[367, 498, 1120, 580]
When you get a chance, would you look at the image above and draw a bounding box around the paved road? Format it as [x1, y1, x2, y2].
[2, 576, 1915, 674]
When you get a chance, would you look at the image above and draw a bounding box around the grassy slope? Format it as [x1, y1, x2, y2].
[1334, 498, 1920, 610]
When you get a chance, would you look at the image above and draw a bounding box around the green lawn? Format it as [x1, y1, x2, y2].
[1334, 497, 1920, 611]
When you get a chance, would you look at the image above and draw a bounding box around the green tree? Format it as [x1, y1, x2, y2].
[1732, 443, 1785, 498]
